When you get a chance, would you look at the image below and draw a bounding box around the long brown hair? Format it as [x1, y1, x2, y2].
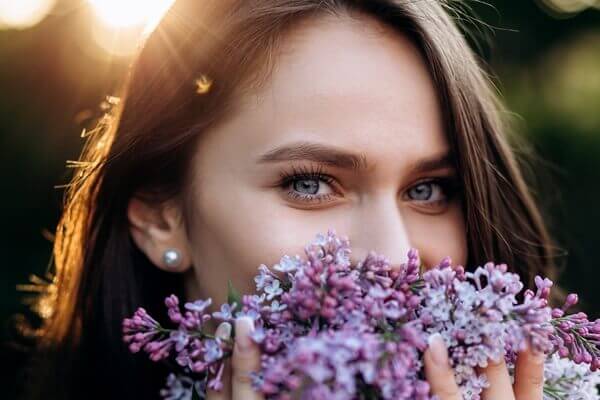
[18, 1, 566, 399]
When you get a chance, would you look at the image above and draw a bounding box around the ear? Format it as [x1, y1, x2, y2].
[127, 194, 193, 273]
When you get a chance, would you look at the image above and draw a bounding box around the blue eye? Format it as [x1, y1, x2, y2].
[406, 178, 459, 206]
[278, 165, 338, 204]
[292, 178, 320, 195]
[408, 182, 436, 201]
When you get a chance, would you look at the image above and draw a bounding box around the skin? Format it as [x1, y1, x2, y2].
[127, 11, 544, 400]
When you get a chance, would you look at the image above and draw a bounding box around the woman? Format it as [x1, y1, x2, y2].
[21, 0, 564, 399]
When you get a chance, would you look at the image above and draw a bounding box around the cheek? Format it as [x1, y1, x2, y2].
[407, 204, 468, 269]
[188, 174, 330, 296]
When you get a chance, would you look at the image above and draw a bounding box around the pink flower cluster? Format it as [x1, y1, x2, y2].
[123, 295, 233, 392]
[122, 229, 600, 400]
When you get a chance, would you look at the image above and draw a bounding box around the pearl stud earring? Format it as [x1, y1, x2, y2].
[162, 248, 182, 268]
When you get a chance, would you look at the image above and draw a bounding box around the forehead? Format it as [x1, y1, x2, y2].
[206, 12, 448, 173]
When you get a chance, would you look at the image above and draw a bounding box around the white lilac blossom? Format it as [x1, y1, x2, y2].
[122, 228, 600, 399]
[211, 303, 237, 321]
[539, 353, 600, 399]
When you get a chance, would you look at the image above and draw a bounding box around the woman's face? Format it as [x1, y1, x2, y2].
[182, 13, 467, 305]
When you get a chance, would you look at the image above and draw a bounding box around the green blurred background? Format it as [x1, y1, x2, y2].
[1, 0, 598, 398]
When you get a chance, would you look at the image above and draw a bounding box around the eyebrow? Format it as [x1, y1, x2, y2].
[257, 141, 454, 174]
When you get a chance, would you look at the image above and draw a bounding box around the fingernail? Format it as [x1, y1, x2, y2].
[427, 333, 449, 365]
[235, 316, 255, 352]
[215, 322, 232, 340]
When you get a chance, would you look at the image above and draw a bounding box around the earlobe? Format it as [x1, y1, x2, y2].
[127, 195, 193, 273]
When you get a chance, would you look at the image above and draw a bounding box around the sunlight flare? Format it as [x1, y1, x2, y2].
[87, 0, 175, 56]
[0, 0, 56, 30]
[88, 0, 175, 31]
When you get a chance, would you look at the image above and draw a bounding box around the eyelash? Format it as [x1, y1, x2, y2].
[277, 164, 461, 207]
[278, 164, 338, 204]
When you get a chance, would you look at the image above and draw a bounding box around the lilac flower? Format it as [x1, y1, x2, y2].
[122, 292, 234, 395]
[550, 293, 600, 370]
[267, 300, 287, 313]
[207, 362, 226, 391]
[415, 259, 558, 399]
[234, 308, 261, 321]
[264, 279, 283, 301]
[255, 264, 275, 290]
[254, 330, 430, 400]
[122, 228, 600, 400]
[273, 254, 301, 274]
[122, 307, 162, 353]
[166, 295, 183, 324]
[212, 303, 237, 321]
[169, 328, 190, 353]
[184, 298, 212, 313]
[540, 353, 600, 399]
[203, 339, 224, 363]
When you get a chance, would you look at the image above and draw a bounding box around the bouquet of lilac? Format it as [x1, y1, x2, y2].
[122, 229, 600, 399]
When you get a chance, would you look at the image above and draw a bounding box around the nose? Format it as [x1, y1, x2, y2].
[346, 194, 414, 268]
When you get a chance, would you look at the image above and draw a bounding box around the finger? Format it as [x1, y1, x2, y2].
[206, 322, 233, 400]
[513, 347, 545, 399]
[232, 316, 263, 400]
[479, 354, 515, 400]
[423, 333, 462, 400]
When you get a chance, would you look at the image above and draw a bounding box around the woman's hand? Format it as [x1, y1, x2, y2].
[423, 333, 546, 399]
[206, 317, 264, 400]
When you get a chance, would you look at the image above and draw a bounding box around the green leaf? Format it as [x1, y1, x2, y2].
[227, 279, 242, 307]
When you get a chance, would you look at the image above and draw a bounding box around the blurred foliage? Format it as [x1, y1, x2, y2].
[0, 1, 598, 398]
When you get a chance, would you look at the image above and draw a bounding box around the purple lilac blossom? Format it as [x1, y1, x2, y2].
[414, 259, 559, 399]
[122, 228, 600, 399]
